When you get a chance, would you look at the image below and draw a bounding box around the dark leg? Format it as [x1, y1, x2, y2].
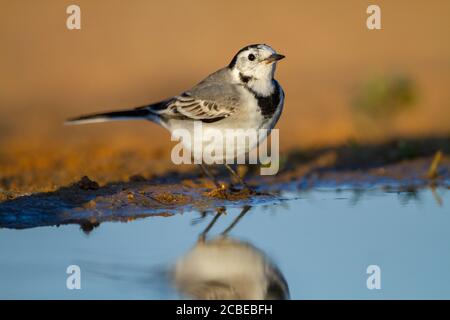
[199, 207, 225, 241]
[224, 163, 250, 190]
[221, 206, 252, 235]
[199, 164, 221, 188]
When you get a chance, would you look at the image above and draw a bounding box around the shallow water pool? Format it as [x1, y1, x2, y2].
[1, 187, 449, 299]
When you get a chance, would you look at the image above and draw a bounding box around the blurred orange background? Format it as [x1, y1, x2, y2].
[0, 0, 449, 193]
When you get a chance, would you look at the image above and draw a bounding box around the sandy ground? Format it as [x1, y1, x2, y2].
[1, 1, 450, 201]
[1, 137, 449, 230]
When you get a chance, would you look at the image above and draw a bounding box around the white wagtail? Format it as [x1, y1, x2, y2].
[66, 44, 285, 190]
[173, 236, 290, 299]
[172, 206, 289, 299]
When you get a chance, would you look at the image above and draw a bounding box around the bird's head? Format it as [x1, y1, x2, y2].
[229, 44, 285, 96]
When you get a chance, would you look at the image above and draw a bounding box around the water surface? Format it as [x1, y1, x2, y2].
[1, 188, 449, 299]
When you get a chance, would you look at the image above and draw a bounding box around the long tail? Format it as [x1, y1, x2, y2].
[65, 106, 155, 125]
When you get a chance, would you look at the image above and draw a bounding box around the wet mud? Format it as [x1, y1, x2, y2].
[0, 137, 449, 230]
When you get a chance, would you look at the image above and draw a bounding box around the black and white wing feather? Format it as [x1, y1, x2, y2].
[147, 93, 237, 122]
[145, 71, 241, 122]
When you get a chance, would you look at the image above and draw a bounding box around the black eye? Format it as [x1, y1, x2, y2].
[248, 54, 255, 61]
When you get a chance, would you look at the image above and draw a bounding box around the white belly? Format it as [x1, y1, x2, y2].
[167, 86, 283, 164]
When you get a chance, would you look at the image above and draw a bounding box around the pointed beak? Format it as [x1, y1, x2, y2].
[264, 53, 285, 64]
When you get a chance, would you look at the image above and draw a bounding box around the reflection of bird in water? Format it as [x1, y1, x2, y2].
[172, 206, 289, 300]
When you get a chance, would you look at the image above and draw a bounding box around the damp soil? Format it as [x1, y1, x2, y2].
[0, 137, 449, 230]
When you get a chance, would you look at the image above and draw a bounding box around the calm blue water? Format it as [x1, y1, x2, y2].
[1, 188, 449, 299]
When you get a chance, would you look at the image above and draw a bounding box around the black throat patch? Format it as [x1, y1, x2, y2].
[239, 72, 253, 84]
[247, 81, 282, 119]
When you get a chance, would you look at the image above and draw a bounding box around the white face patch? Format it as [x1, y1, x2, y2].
[231, 44, 280, 97]
[235, 45, 276, 76]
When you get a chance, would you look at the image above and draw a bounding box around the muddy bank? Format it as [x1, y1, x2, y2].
[0, 175, 282, 230]
[0, 137, 449, 230]
[1, 136, 449, 199]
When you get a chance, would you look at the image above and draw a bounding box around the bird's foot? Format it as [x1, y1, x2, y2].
[205, 183, 228, 199]
[205, 183, 255, 200]
[229, 184, 256, 195]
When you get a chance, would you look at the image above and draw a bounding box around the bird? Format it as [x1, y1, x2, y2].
[171, 206, 289, 300]
[66, 44, 285, 191]
[172, 235, 290, 300]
